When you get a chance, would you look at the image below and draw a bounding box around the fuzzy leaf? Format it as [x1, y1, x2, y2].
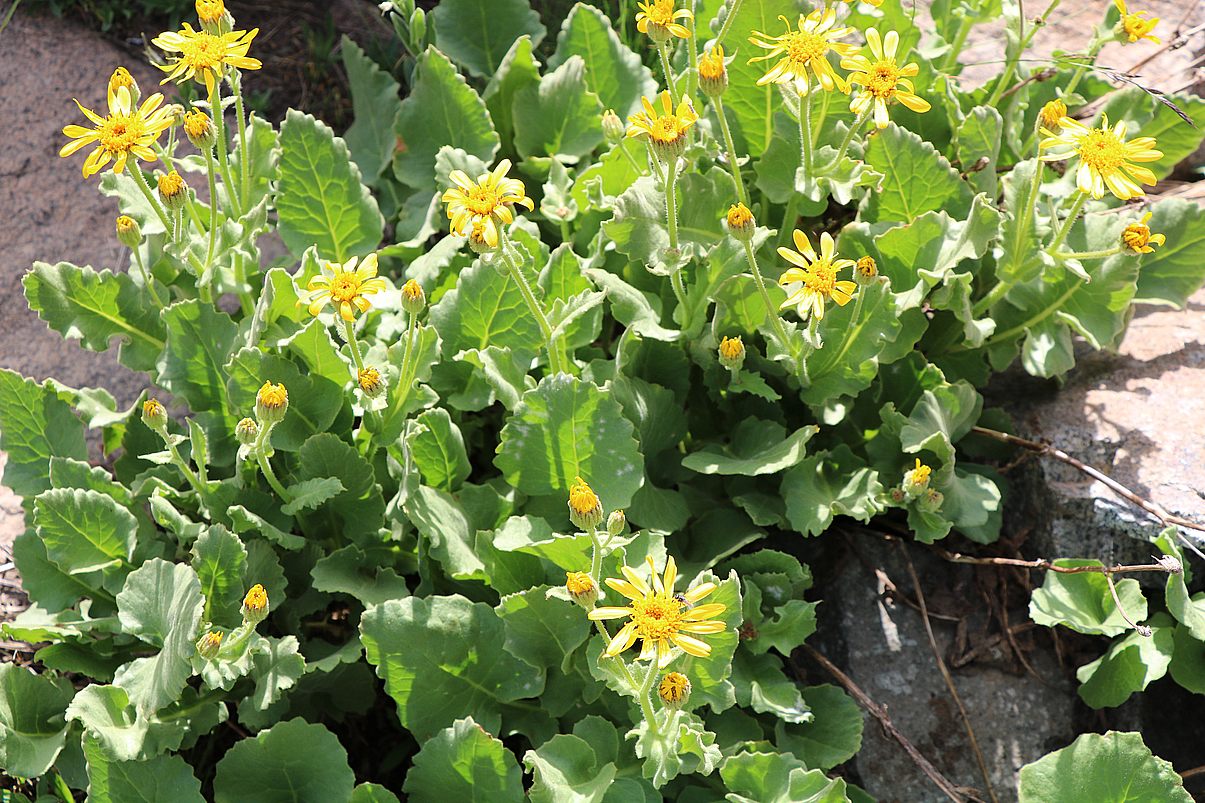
[513, 55, 604, 162]
[431, 0, 545, 78]
[1018, 731, 1191, 803]
[213, 719, 356, 803]
[403, 717, 525, 802]
[548, 3, 656, 117]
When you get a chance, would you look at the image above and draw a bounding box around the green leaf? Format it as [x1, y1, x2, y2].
[1018, 731, 1191, 803]
[722, 0, 800, 154]
[720, 750, 849, 803]
[955, 106, 1002, 197]
[161, 300, 238, 420]
[628, 709, 722, 788]
[352, 785, 401, 803]
[680, 571, 743, 714]
[1029, 560, 1149, 637]
[548, 3, 656, 118]
[280, 477, 346, 516]
[604, 169, 733, 269]
[84, 736, 204, 803]
[0, 369, 88, 498]
[1169, 617, 1205, 694]
[407, 408, 472, 491]
[781, 447, 883, 537]
[394, 47, 500, 189]
[341, 36, 401, 183]
[276, 109, 383, 261]
[190, 525, 248, 626]
[496, 373, 644, 510]
[584, 267, 680, 342]
[1132, 198, 1205, 308]
[213, 719, 356, 803]
[240, 636, 306, 717]
[405, 485, 486, 581]
[802, 280, 901, 406]
[225, 349, 345, 453]
[775, 684, 864, 771]
[23, 262, 166, 372]
[360, 595, 540, 741]
[732, 651, 810, 723]
[431, 0, 545, 78]
[496, 586, 590, 672]
[513, 55, 604, 162]
[403, 716, 525, 802]
[682, 425, 816, 476]
[114, 560, 205, 713]
[0, 664, 75, 778]
[1156, 530, 1205, 640]
[297, 433, 386, 543]
[898, 380, 981, 463]
[1076, 617, 1174, 709]
[862, 123, 972, 224]
[483, 36, 542, 147]
[34, 487, 137, 575]
[67, 685, 177, 762]
[524, 734, 616, 803]
[430, 256, 543, 359]
[312, 545, 410, 606]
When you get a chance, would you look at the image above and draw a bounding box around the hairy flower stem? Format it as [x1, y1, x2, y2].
[203, 149, 219, 270]
[160, 432, 211, 511]
[232, 72, 251, 202]
[132, 248, 166, 309]
[714, 0, 744, 47]
[798, 89, 814, 176]
[638, 660, 662, 737]
[657, 41, 678, 99]
[741, 239, 793, 355]
[617, 140, 646, 175]
[1047, 192, 1088, 254]
[646, 142, 666, 181]
[974, 145, 1044, 316]
[664, 159, 690, 328]
[253, 423, 292, 502]
[210, 80, 243, 217]
[829, 107, 870, 168]
[685, 16, 699, 98]
[1055, 245, 1123, 261]
[131, 165, 208, 281]
[985, 0, 1063, 107]
[499, 232, 566, 375]
[342, 317, 366, 374]
[714, 96, 748, 205]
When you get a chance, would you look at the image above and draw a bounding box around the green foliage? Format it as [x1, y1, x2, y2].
[1018, 731, 1191, 803]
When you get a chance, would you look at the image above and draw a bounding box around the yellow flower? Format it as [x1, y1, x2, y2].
[183, 108, 215, 149]
[242, 583, 269, 624]
[1112, 0, 1159, 43]
[698, 45, 728, 97]
[255, 381, 288, 424]
[358, 367, 386, 398]
[626, 91, 699, 161]
[196, 0, 225, 26]
[152, 23, 262, 96]
[568, 476, 604, 530]
[1121, 212, 1165, 254]
[658, 671, 692, 709]
[303, 254, 387, 321]
[718, 336, 745, 371]
[566, 571, 599, 608]
[108, 67, 139, 106]
[903, 458, 932, 498]
[1039, 114, 1162, 200]
[747, 8, 858, 92]
[1039, 99, 1067, 130]
[636, 0, 692, 42]
[777, 230, 857, 321]
[841, 29, 930, 129]
[441, 159, 534, 249]
[59, 85, 174, 178]
[725, 202, 755, 241]
[588, 556, 727, 668]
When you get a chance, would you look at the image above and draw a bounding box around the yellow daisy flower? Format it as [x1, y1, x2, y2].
[626, 91, 699, 161]
[588, 556, 727, 668]
[152, 23, 262, 96]
[59, 85, 175, 178]
[841, 28, 931, 129]
[1112, 0, 1159, 43]
[1121, 212, 1165, 254]
[636, 0, 692, 42]
[748, 8, 858, 93]
[1039, 114, 1162, 200]
[303, 254, 387, 321]
[441, 159, 534, 248]
[777, 230, 857, 322]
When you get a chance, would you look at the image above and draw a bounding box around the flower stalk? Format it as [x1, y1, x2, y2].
[499, 231, 566, 376]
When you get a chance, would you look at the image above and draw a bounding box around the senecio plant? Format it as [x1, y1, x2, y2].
[2, 0, 1204, 798]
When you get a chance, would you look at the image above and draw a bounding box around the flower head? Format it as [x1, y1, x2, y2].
[636, 0, 692, 43]
[303, 254, 387, 321]
[235, 416, 259, 445]
[1040, 99, 1068, 130]
[855, 255, 878, 282]
[658, 671, 692, 709]
[748, 9, 858, 92]
[626, 91, 699, 162]
[566, 571, 599, 608]
[1121, 212, 1164, 254]
[1112, 0, 1159, 43]
[108, 67, 139, 106]
[183, 108, 216, 149]
[196, 630, 223, 659]
[607, 510, 627, 537]
[157, 170, 188, 210]
[588, 556, 727, 668]
[196, 0, 226, 26]
[152, 23, 262, 96]
[442, 159, 534, 249]
[401, 279, 426, 315]
[142, 398, 168, 430]
[568, 476, 604, 531]
[698, 45, 728, 97]
[358, 367, 386, 399]
[60, 85, 174, 178]
[255, 381, 288, 424]
[242, 583, 269, 624]
[777, 230, 858, 321]
[841, 29, 930, 128]
[903, 458, 932, 497]
[718, 335, 746, 371]
[601, 109, 624, 143]
[1040, 114, 1162, 200]
[115, 215, 141, 248]
[725, 202, 755, 241]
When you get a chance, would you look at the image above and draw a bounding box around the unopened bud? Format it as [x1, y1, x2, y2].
[725, 203, 754, 241]
[855, 256, 878, 284]
[718, 335, 746, 372]
[602, 109, 624, 143]
[157, 170, 188, 211]
[607, 509, 626, 538]
[196, 0, 228, 29]
[255, 381, 289, 425]
[241, 584, 269, 624]
[566, 571, 599, 608]
[1039, 99, 1067, 130]
[658, 671, 691, 709]
[358, 367, 386, 399]
[183, 108, 216, 150]
[409, 7, 426, 44]
[401, 279, 426, 315]
[142, 398, 168, 431]
[115, 215, 142, 248]
[698, 45, 728, 98]
[235, 417, 259, 445]
[917, 488, 944, 514]
[196, 630, 223, 659]
[109, 67, 139, 105]
[568, 476, 604, 531]
[902, 458, 932, 499]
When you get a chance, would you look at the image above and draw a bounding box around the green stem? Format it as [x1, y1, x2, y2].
[973, 279, 1013, 316]
[618, 139, 645, 175]
[798, 89, 813, 175]
[684, 15, 699, 98]
[203, 148, 219, 270]
[210, 79, 243, 217]
[132, 248, 165, 309]
[129, 165, 172, 232]
[987, 282, 1080, 345]
[342, 316, 366, 374]
[1047, 192, 1088, 254]
[657, 41, 678, 98]
[646, 142, 666, 181]
[664, 159, 680, 251]
[829, 107, 870, 168]
[714, 96, 748, 205]
[253, 425, 292, 502]
[1061, 35, 1104, 99]
[985, 0, 1063, 106]
[500, 232, 565, 375]
[637, 660, 662, 737]
[975, 148, 1044, 316]
[777, 195, 798, 247]
[1054, 245, 1123, 261]
[742, 239, 792, 355]
[559, 219, 572, 245]
[233, 73, 251, 202]
[714, 0, 744, 47]
[164, 434, 208, 503]
[938, 16, 972, 73]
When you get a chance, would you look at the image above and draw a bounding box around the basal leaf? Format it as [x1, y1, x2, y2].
[431, 0, 545, 78]
[407, 408, 472, 491]
[1132, 198, 1205, 309]
[1018, 731, 1191, 803]
[722, 0, 800, 154]
[0, 369, 87, 498]
[161, 300, 238, 421]
[862, 123, 972, 224]
[1029, 560, 1149, 637]
[682, 425, 816, 476]
[34, 487, 137, 575]
[297, 433, 386, 543]
[548, 3, 657, 118]
[1076, 616, 1174, 709]
[213, 719, 356, 803]
[513, 55, 604, 163]
[190, 524, 248, 627]
[781, 447, 883, 537]
[341, 36, 402, 184]
[0, 664, 75, 778]
[403, 717, 525, 802]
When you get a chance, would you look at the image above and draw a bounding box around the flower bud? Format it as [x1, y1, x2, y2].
[401, 279, 426, 315]
[658, 671, 691, 709]
[142, 398, 168, 432]
[566, 571, 599, 608]
[196, 0, 228, 30]
[718, 335, 746, 372]
[409, 6, 426, 44]
[157, 170, 188, 211]
[855, 256, 878, 284]
[888, 486, 907, 504]
[109, 67, 139, 105]
[602, 109, 624, 144]
[1121, 212, 1164, 255]
[698, 45, 728, 98]
[902, 458, 932, 499]
[115, 215, 142, 248]
[607, 509, 626, 538]
[725, 203, 755, 242]
[358, 367, 387, 399]
[196, 630, 223, 659]
[255, 381, 289, 425]
[468, 220, 495, 255]
[917, 488, 944, 514]
[183, 108, 216, 150]
[235, 417, 259, 445]
[1039, 99, 1067, 130]
[568, 476, 604, 531]
[241, 584, 269, 624]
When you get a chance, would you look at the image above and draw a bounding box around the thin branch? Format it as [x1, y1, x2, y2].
[935, 550, 1178, 576]
[1106, 572, 1153, 637]
[1182, 764, 1205, 780]
[798, 645, 973, 803]
[898, 542, 1000, 803]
